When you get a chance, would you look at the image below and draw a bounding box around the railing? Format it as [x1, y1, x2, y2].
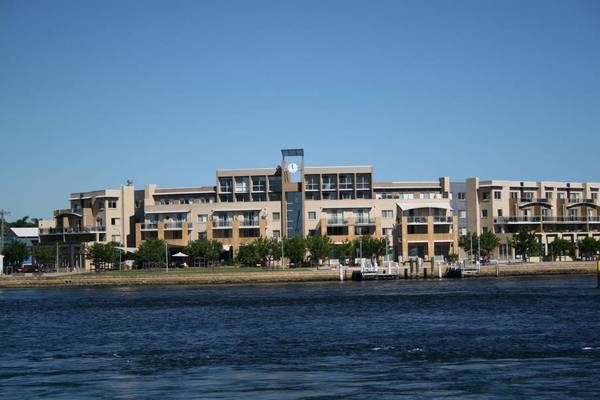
[567, 198, 596, 204]
[339, 183, 354, 190]
[40, 226, 106, 235]
[406, 216, 428, 224]
[327, 218, 347, 226]
[219, 185, 232, 193]
[355, 216, 376, 225]
[239, 219, 260, 227]
[356, 184, 371, 190]
[140, 223, 158, 230]
[520, 197, 549, 203]
[433, 216, 453, 223]
[234, 185, 249, 193]
[213, 220, 233, 228]
[494, 216, 591, 224]
[322, 183, 337, 190]
[163, 221, 184, 230]
[251, 185, 266, 192]
[305, 183, 319, 191]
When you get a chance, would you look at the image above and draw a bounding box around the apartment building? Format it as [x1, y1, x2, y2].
[135, 149, 458, 261]
[457, 178, 600, 259]
[39, 185, 142, 269]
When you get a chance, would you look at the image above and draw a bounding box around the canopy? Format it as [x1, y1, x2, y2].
[395, 201, 453, 211]
[116, 247, 138, 254]
[172, 252, 188, 257]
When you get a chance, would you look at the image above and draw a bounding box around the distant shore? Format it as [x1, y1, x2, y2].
[0, 261, 596, 288]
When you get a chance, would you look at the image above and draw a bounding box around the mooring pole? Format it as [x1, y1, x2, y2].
[597, 260, 599, 289]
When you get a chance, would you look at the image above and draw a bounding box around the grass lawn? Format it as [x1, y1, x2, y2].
[84, 266, 318, 277]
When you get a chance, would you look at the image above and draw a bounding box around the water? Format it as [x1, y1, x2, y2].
[1, 275, 600, 399]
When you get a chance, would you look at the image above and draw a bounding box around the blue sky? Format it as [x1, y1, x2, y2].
[1, 0, 599, 219]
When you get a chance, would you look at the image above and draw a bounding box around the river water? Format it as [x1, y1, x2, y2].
[1, 275, 600, 399]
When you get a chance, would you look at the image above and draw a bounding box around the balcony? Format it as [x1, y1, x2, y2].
[355, 216, 376, 225]
[322, 184, 337, 191]
[213, 220, 233, 229]
[494, 216, 591, 224]
[163, 221, 184, 230]
[406, 216, 428, 224]
[239, 219, 260, 228]
[567, 198, 597, 205]
[251, 185, 266, 193]
[356, 184, 371, 190]
[219, 185, 233, 193]
[40, 225, 106, 235]
[520, 197, 549, 203]
[339, 183, 354, 191]
[327, 217, 348, 226]
[433, 216, 453, 224]
[141, 223, 158, 231]
[54, 208, 82, 217]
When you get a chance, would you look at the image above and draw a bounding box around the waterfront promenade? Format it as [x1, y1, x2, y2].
[0, 261, 596, 288]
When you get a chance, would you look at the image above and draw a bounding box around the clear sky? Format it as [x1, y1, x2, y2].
[1, 0, 599, 219]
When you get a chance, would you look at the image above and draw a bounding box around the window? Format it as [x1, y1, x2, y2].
[421, 192, 431, 199]
[339, 174, 353, 190]
[510, 192, 518, 199]
[111, 218, 120, 226]
[497, 209, 503, 217]
[382, 210, 393, 219]
[252, 176, 266, 192]
[108, 199, 118, 208]
[481, 192, 490, 201]
[356, 174, 371, 190]
[459, 210, 467, 219]
[235, 177, 249, 193]
[273, 230, 281, 238]
[340, 192, 354, 199]
[400, 193, 414, 200]
[522, 192, 533, 201]
[494, 191, 501, 200]
[546, 192, 553, 200]
[592, 193, 598, 200]
[305, 175, 319, 191]
[383, 228, 393, 237]
[111, 235, 121, 243]
[197, 214, 208, 223]
[558, 192, 566, 199]
[322, 175, 337, 190]
[273, 212, 280, 221]
[457, 192, 465, 200]
[219, 178, 233, 193]
[481, 209, 488, 218]
[308, 212, 317, 220]
[198, 232, 207, 240]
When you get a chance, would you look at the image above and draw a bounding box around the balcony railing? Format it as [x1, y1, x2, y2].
[494, 216, 591, 224]
[213, 220, 233, 228]
[40, 225, 106, 235]
[219, 185, 232, 193]
[327, 217, 347, 226]
[406, 216, 428, 224]
[251, 185, 266, 193]
[355, 216, 376, 225]
[141, 223, 158, 230]
[305, 183, 319, 191]
[322, 183, 337, 191]
[356, 183, 371, 190]
[339, 183, 354, 190]
[567, 198, 596, 204]
[163, 221, 184, 230]
[433, 216, 453, 223]
[520, 197, 549, 203]
[239, 219, 260, 227]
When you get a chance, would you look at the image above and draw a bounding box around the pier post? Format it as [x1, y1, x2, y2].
[404, 267, 408, 279]
[423, 267, 428, 279]
[597, 261, 599, 289]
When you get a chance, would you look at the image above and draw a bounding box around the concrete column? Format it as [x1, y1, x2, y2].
[401, 216, 408, 261]
[158, 223, 165, 241]
[232, 217, 240, 256]
[427, 216, 435, 258]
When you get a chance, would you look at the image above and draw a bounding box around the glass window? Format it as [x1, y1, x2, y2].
[494, 191, 501, 199]
[481, 209, 488, 218]
[273, 230, 281, 238]
[305, 175, 319, 191]
[111, 235, 121, 243]
[308, 212, 317, 220]
[457, 192, 465, 200]
[273, 212, 280, 221]
[497, 209, 503, 217]
[197, 214, 208, 223]
[481, 192, 490, 201]
[510, 192, 518, 199]
[111, 218, 120, 226]
[382, 210, 393, 219]
[459, 210, 467, 218]
[322, 175, 337, 190]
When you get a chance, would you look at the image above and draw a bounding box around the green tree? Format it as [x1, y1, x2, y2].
[577, 237, 598, 260]
[458, 232, 478, 257]
[284, 236, 306, 266]
[306, 235, 334, 266]
[359, 235, 387, 259]
[136, 238, 167, 267]
[2, 241, 30, 265]
[548, 238, 573, 261]
[33, 244, 56, 264]
[237, 243, 260, 267]
[512, 229, 541, 261]
[479, 231, 500, 257]
[86, 242, 119, 271]
[337, 240, 355, 265]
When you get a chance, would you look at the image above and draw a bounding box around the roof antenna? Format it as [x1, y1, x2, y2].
[126, 179, 134, 186]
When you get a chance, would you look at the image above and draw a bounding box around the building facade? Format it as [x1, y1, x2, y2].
[133, 149, 458, 262]
[459, 178, 600, 259]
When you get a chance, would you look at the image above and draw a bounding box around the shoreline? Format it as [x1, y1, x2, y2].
[0, 261, 596, 288]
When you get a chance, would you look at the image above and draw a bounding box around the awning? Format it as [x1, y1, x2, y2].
[222, 244, 232, 251]
[145, 209, 190, 214]
[172, 252, 188, 257]
[395, 201, 453, 211]
[116, 247, 138, 254]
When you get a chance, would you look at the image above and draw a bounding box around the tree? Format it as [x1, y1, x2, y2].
[2, 241, 30, 266]
[237, 243, 260, 267]
[284, 237, 306, 266]
[306, 235, 334, 266]
[549, 238, 573, 261]
[458, 232, 478, 257]
[479, 231, 500, 257]
[33, 244, 56, 265]
[86, 242, 119, 271]
[254, 237, 275, 267]
[512, 229, 541, 261]
[136, 238, 167, 267]
[337, 240, 355, 265]
[359, 235, 387, 259]
[577, 237, 598, 260]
